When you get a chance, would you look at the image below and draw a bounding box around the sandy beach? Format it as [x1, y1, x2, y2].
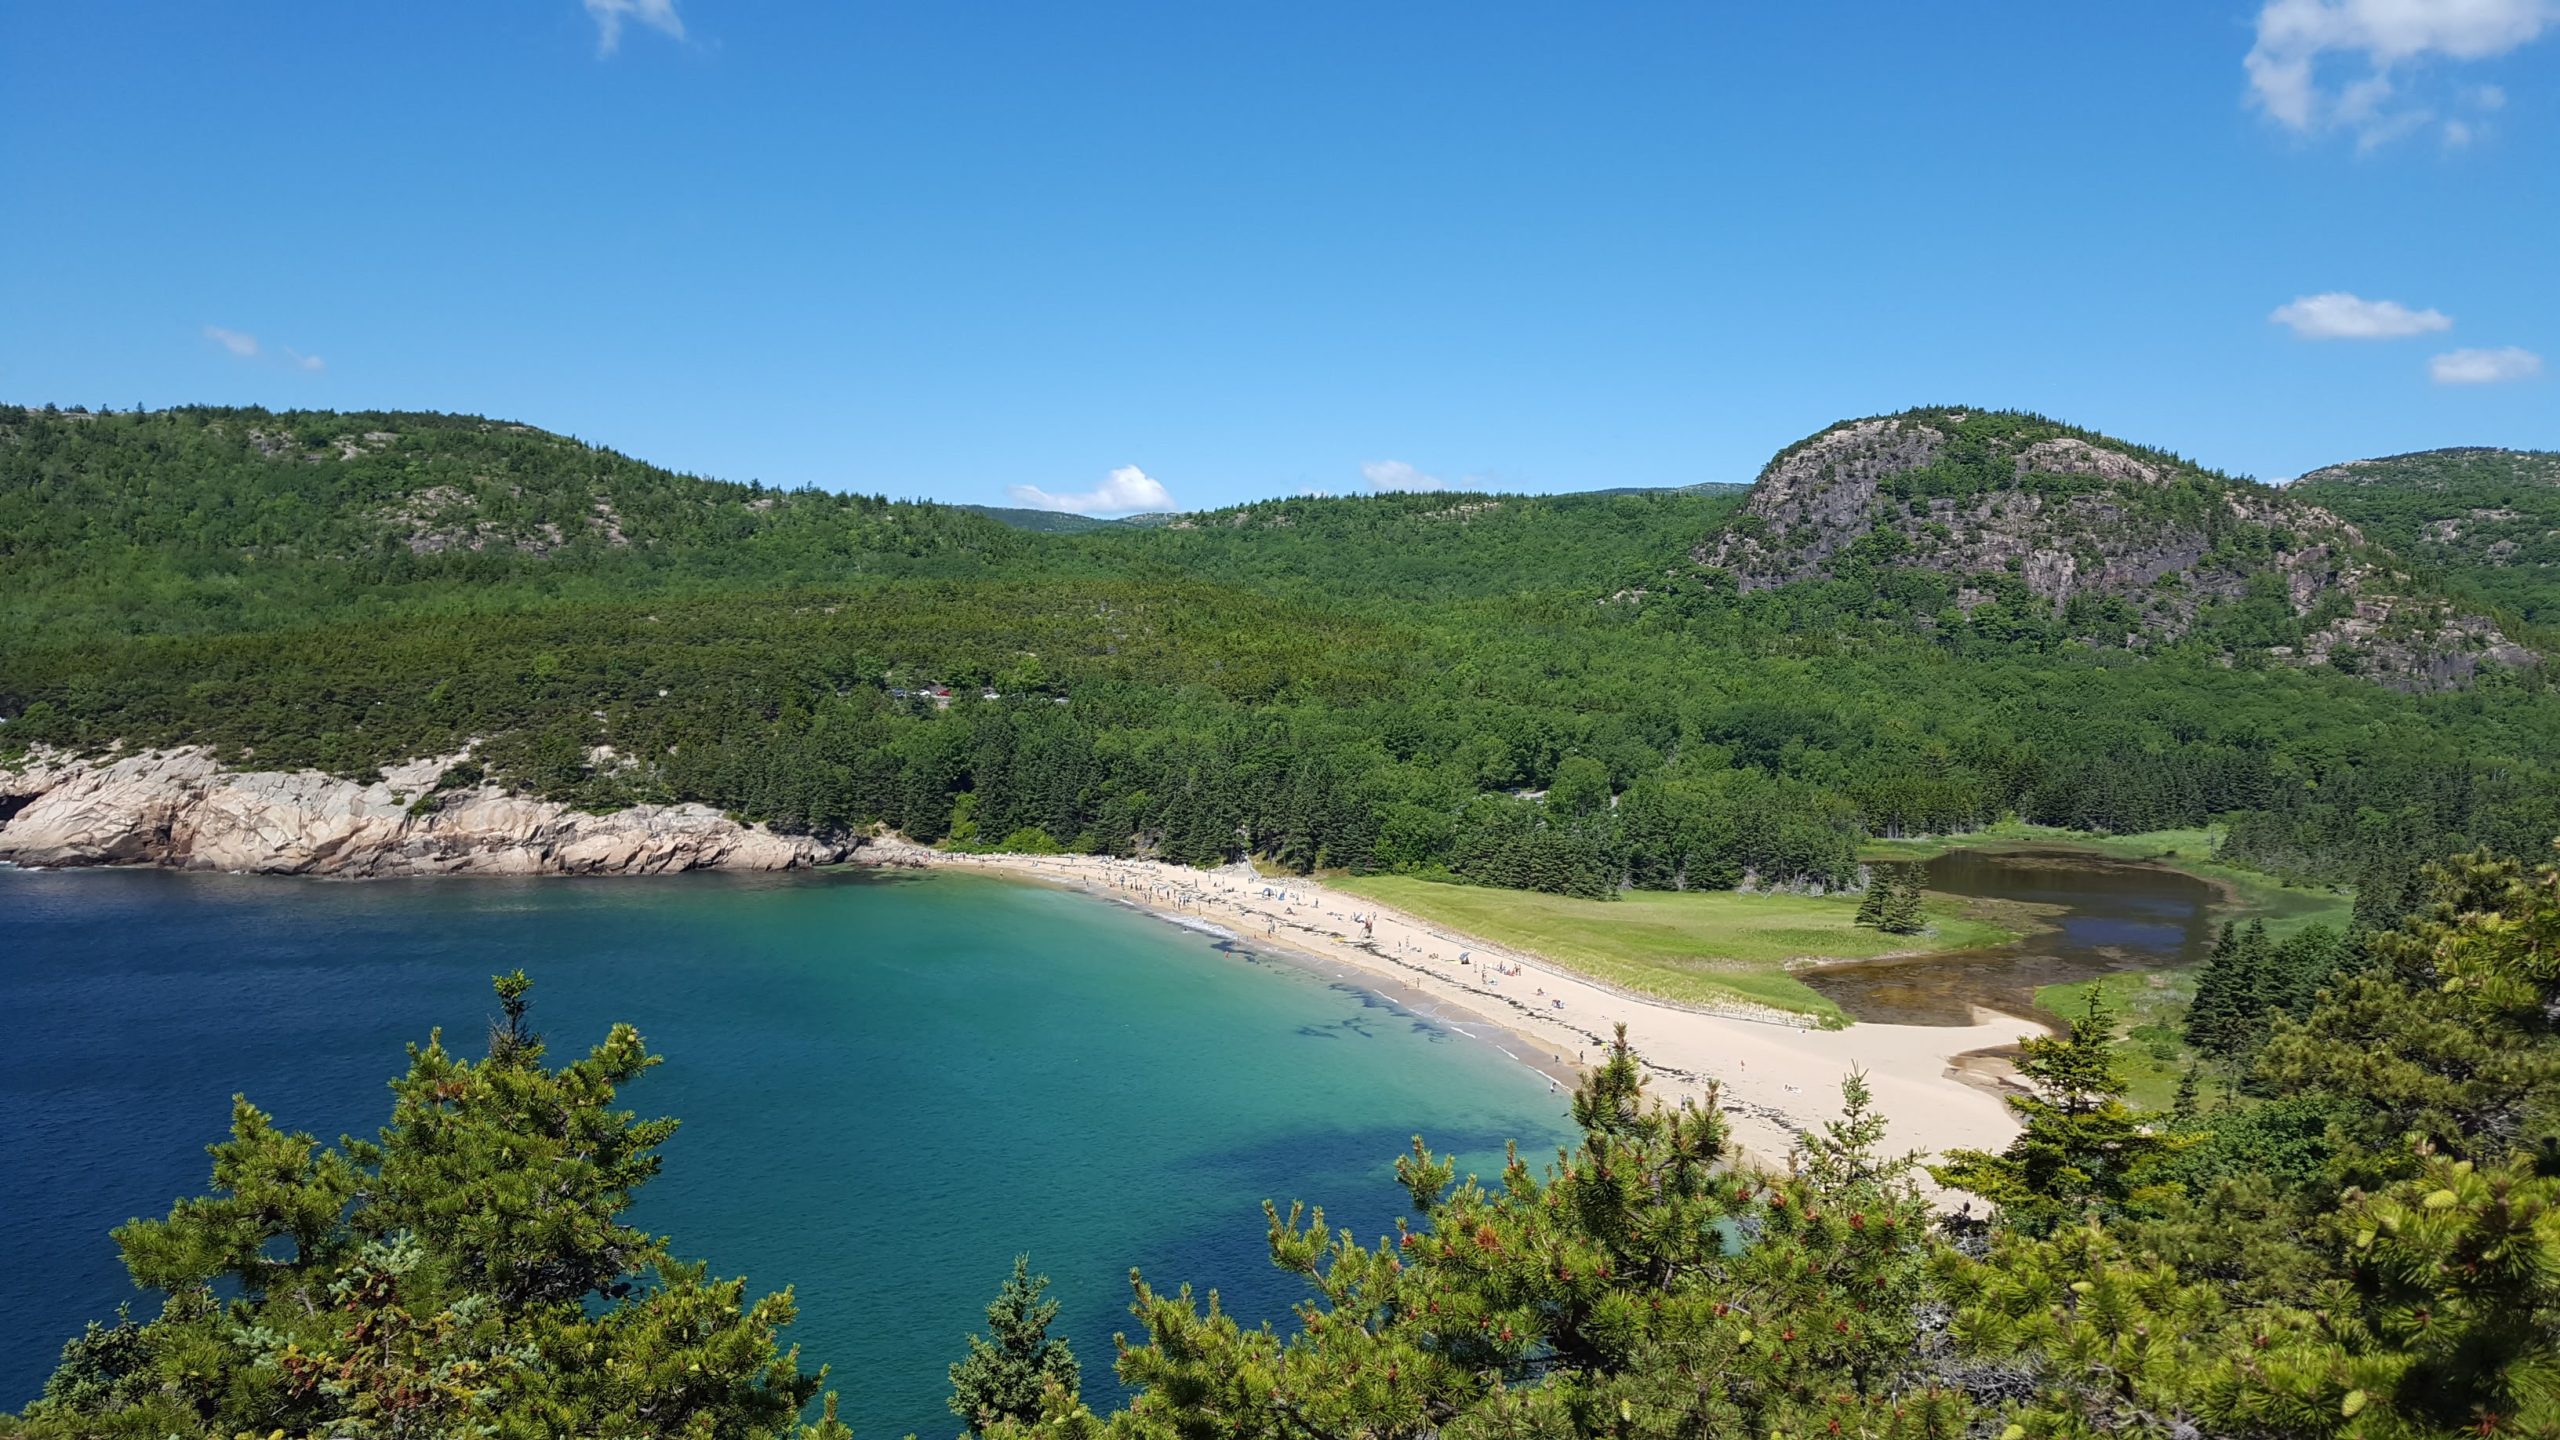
[861, 842, 2044, 1181]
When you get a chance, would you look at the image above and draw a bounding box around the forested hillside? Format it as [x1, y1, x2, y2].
[5, 403, 2556, 902]
[2288, 447, 2560, 628]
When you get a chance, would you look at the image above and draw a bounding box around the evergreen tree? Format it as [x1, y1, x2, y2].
[1877, 865, 1925, 935]
[5, 975, 841, 1439]
[2259, 844, 2560, 1178]
[1931, 989, 2177, 1231]
[2186, 919, 2280, 1058]
[1853, 870, 1889, 928]
[1004, 1027, 1964, 1440]
[2266, 921, 2351, 1017]
[2231, 918, 2276, 1030]
[2185, 918, 2240, 1052]
[948, 1255, 1080, 1434]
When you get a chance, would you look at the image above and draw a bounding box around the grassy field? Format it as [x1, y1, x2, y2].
[1862, 823, 2352, 938]
[1329, 875, 2016, 1023]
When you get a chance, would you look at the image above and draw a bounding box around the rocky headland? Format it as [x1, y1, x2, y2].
[0, 748, 850, 877]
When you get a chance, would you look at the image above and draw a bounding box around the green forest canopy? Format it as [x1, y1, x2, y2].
[2288, 447, 2560, 628]
[5, 404, 2557, 906]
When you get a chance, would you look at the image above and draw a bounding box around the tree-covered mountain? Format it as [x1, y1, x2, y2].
[1689, 408, 2534, 689]
[960, 505, 1123, 533]
[2287, 447, 2560, 628]
[5, 403, 2557, 902]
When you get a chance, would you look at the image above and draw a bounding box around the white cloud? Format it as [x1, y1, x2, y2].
[1008, 464, 1173, 516]
[1360, 459, 1448, 493]
[2245, 0, 2558, 146]
[2270, 291, 2453, 339]
[205, 326, 326, 373]
[2430, 345, 2544, 384]
[584, 0, 684, 55]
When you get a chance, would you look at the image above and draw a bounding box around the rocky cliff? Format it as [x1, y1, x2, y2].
[0, 748, 851, 877]
[1692, 408, 2535, 689]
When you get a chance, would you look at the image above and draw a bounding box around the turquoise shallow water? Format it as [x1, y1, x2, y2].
[0, 866, 1570, 1432]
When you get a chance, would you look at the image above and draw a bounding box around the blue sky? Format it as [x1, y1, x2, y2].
[3, 2, 2553, 512]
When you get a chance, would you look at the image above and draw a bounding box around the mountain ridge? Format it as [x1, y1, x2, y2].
[2286, 447, 2560, 629]
[1691, 406, 2534, 689]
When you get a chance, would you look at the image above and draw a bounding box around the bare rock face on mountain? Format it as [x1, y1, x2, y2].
[0, 748, 850, 876]
[1691, 409, 2534, 689]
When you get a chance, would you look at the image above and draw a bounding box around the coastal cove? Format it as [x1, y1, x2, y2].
[0, 865, 1572, 1434]
[894, 839, 2298, 1176]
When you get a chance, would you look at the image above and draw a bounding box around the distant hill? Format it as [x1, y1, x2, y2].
[0, 405, 1039, 642]
[962, 487, 1745, 530]
[1573, 481, 1751, 499]
[1690, 407, 2534, 689]
[956, 504, 1119, 533]
[2287, 447, 2560, 628]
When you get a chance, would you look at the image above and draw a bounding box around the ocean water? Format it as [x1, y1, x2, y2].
[0, 866, 1571, 1432]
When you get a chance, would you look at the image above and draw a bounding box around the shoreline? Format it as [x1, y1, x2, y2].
[864, 842, 2041, 1183]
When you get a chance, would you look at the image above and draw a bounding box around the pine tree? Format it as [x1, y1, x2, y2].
[12, 975, 840, 1439]
[1931, 989, 2177, 1231]
[2259, 844, 2560, 1179]
[1878, 866, 1925, 935]
[1036, 1025, 1961, 1440]
[2184, 920, 2241, 1055]
[948, 1255, 1080, 1434]
[1853, 871, 1889, 928]
[2231, 918, 2275, 1029]
[2266, 922, 2350, 1017]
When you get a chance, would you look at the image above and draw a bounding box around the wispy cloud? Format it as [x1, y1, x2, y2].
[2270, 291, 2452, 339]
[1360, 459, 1448, 493]
[584, 0, 684, 56]
[2429, 345, 2544, 384]
[205, 325, 325, 373]
[2246, 0, 2558, 150]
[1008, 464, 1174, 516]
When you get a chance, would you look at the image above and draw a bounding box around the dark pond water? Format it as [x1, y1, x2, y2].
[1799, 848, 2222, 1025]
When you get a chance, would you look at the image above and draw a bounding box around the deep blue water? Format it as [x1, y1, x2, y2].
[0, 866, 1569, 1433]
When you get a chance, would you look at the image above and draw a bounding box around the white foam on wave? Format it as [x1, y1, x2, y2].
[1141, 907, 1240, 942]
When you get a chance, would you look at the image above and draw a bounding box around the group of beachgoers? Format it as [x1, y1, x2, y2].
[880, 844, 2041, 1179]
[1046, 864, 1613, 1072]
